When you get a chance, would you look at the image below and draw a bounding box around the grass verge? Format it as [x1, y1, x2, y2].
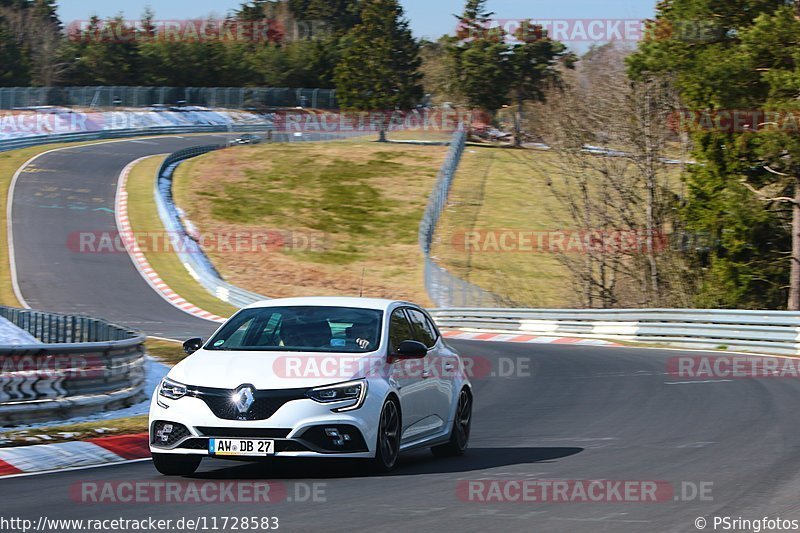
[432, 146, 684, 307]
[432, 146, 574, 307]
[0, 415, 147, 448]
[146, 337, 189, 366]
[125, 156, 237, 318]
[173, 139, 448, 305]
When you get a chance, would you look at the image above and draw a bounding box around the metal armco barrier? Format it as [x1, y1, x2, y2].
[0, 307, 146, 424]
[430, 308, 800, 356]
[155, 146, 268, 309]
[154, 131, 374, 310]
[0, 123, 274, 154]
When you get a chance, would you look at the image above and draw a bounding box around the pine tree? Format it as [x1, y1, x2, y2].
[507, 20, 574, 145]
[629, 0, 800, 309]
[0, 18, 27, 85]
[333, 0, 422, 139]
[449, 0, 510, 115]
[287, 0, 361, 35]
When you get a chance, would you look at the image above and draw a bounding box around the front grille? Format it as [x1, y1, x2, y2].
[151, 421, 191, 447]
[196, 427, 291, 438]
[179, 438, 210, 450]
[278, 441, 311, 452]
[188, 386, 309, 421]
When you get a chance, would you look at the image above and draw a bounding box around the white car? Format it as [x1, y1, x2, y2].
[149, 297, 473, 475]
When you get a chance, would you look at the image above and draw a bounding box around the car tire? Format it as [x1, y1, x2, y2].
[432, 388, 472, 458]
[152, 453, 202, 476]
[372, 398, 401, 472]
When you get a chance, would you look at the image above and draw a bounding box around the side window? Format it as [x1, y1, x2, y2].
[407, 309, 437, 348]
[389, 309, 415, 354]
[425, 315, 441, 340]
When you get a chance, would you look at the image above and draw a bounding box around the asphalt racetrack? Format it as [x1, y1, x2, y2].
[10, 134, 229, 338]
[5, 136, 800, 532]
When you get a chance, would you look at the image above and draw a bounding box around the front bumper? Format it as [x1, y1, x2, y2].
[148, 392, 380, 459]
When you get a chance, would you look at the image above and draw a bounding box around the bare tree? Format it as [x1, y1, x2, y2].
[528, 44, 692, 308]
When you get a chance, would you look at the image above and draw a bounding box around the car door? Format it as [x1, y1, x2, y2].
[406, 307, 453, 434]
[388, 308, 431, 442]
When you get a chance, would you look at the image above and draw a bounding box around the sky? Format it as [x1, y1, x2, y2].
[57, 0, 659, 42]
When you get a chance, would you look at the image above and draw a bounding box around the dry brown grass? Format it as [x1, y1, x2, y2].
[173, 140, 449, 305]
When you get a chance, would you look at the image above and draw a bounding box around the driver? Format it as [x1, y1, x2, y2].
[347, 322, 377, 350]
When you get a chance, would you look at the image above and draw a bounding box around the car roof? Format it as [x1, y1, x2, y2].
[242, 297, 419, 312]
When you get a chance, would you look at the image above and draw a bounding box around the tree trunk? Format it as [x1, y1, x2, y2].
[790, 175, 800, 310]
[643, 90, 660, 304]
[514, 91, 523, 148]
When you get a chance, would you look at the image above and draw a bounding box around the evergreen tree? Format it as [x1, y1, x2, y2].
[507, 20, 574, 145]
[334, 0, 422, 139]
[629, 0, 800, 308]
[0, 18, 27, 85]
[449, 0, 509, 114]
[66, 16, 141, 85]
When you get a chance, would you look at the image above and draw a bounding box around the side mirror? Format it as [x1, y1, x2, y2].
[391, 340, 428, 361]
[183, 338, 203, 355]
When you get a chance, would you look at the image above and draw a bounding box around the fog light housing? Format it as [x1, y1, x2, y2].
[297, 425, 367, 453]
[324, 428, 352, 446]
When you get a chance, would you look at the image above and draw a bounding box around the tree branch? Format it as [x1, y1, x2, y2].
[741, 180, 798, 204]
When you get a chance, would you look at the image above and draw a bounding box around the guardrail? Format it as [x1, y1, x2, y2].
[0, 307, 147, 424]
[155, 145, 268, 309]
[0, 123, 274, 154]
[153, 130, 376, 310]
[430, 308, 800, 356]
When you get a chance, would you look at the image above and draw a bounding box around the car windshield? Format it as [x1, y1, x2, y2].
[205, 306, 383, 353]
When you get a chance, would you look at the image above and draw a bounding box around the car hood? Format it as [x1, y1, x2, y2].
[168, 349, 384, 390]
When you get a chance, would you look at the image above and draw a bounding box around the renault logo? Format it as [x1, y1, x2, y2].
[231, 385, 255, 414]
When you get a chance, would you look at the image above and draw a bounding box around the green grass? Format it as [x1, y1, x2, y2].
[173, 140, 448, 304]
[0, 416, 147, 448]
[194, 149, 429, 262]
[432, 146, 574, 307]
[432, 146, 684, 307]
[0, 136, 221, 309]
[146, 337, 189, 366]
[125, 156, 237, 318]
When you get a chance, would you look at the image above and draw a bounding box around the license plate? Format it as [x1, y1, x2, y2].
[209, 438, 275, 457]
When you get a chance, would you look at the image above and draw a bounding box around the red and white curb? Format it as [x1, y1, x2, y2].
[115, 158, 226, 324]
[114, 160, 625, 342]
[443, 331, 622, 347]
[0, 433, 149, 477]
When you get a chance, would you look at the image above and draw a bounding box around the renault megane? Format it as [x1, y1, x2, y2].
[149, 297, 473, 475]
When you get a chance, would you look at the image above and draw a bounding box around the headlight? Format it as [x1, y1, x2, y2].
[159, 378, 187, 400]
[307, 379, 367, 412]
